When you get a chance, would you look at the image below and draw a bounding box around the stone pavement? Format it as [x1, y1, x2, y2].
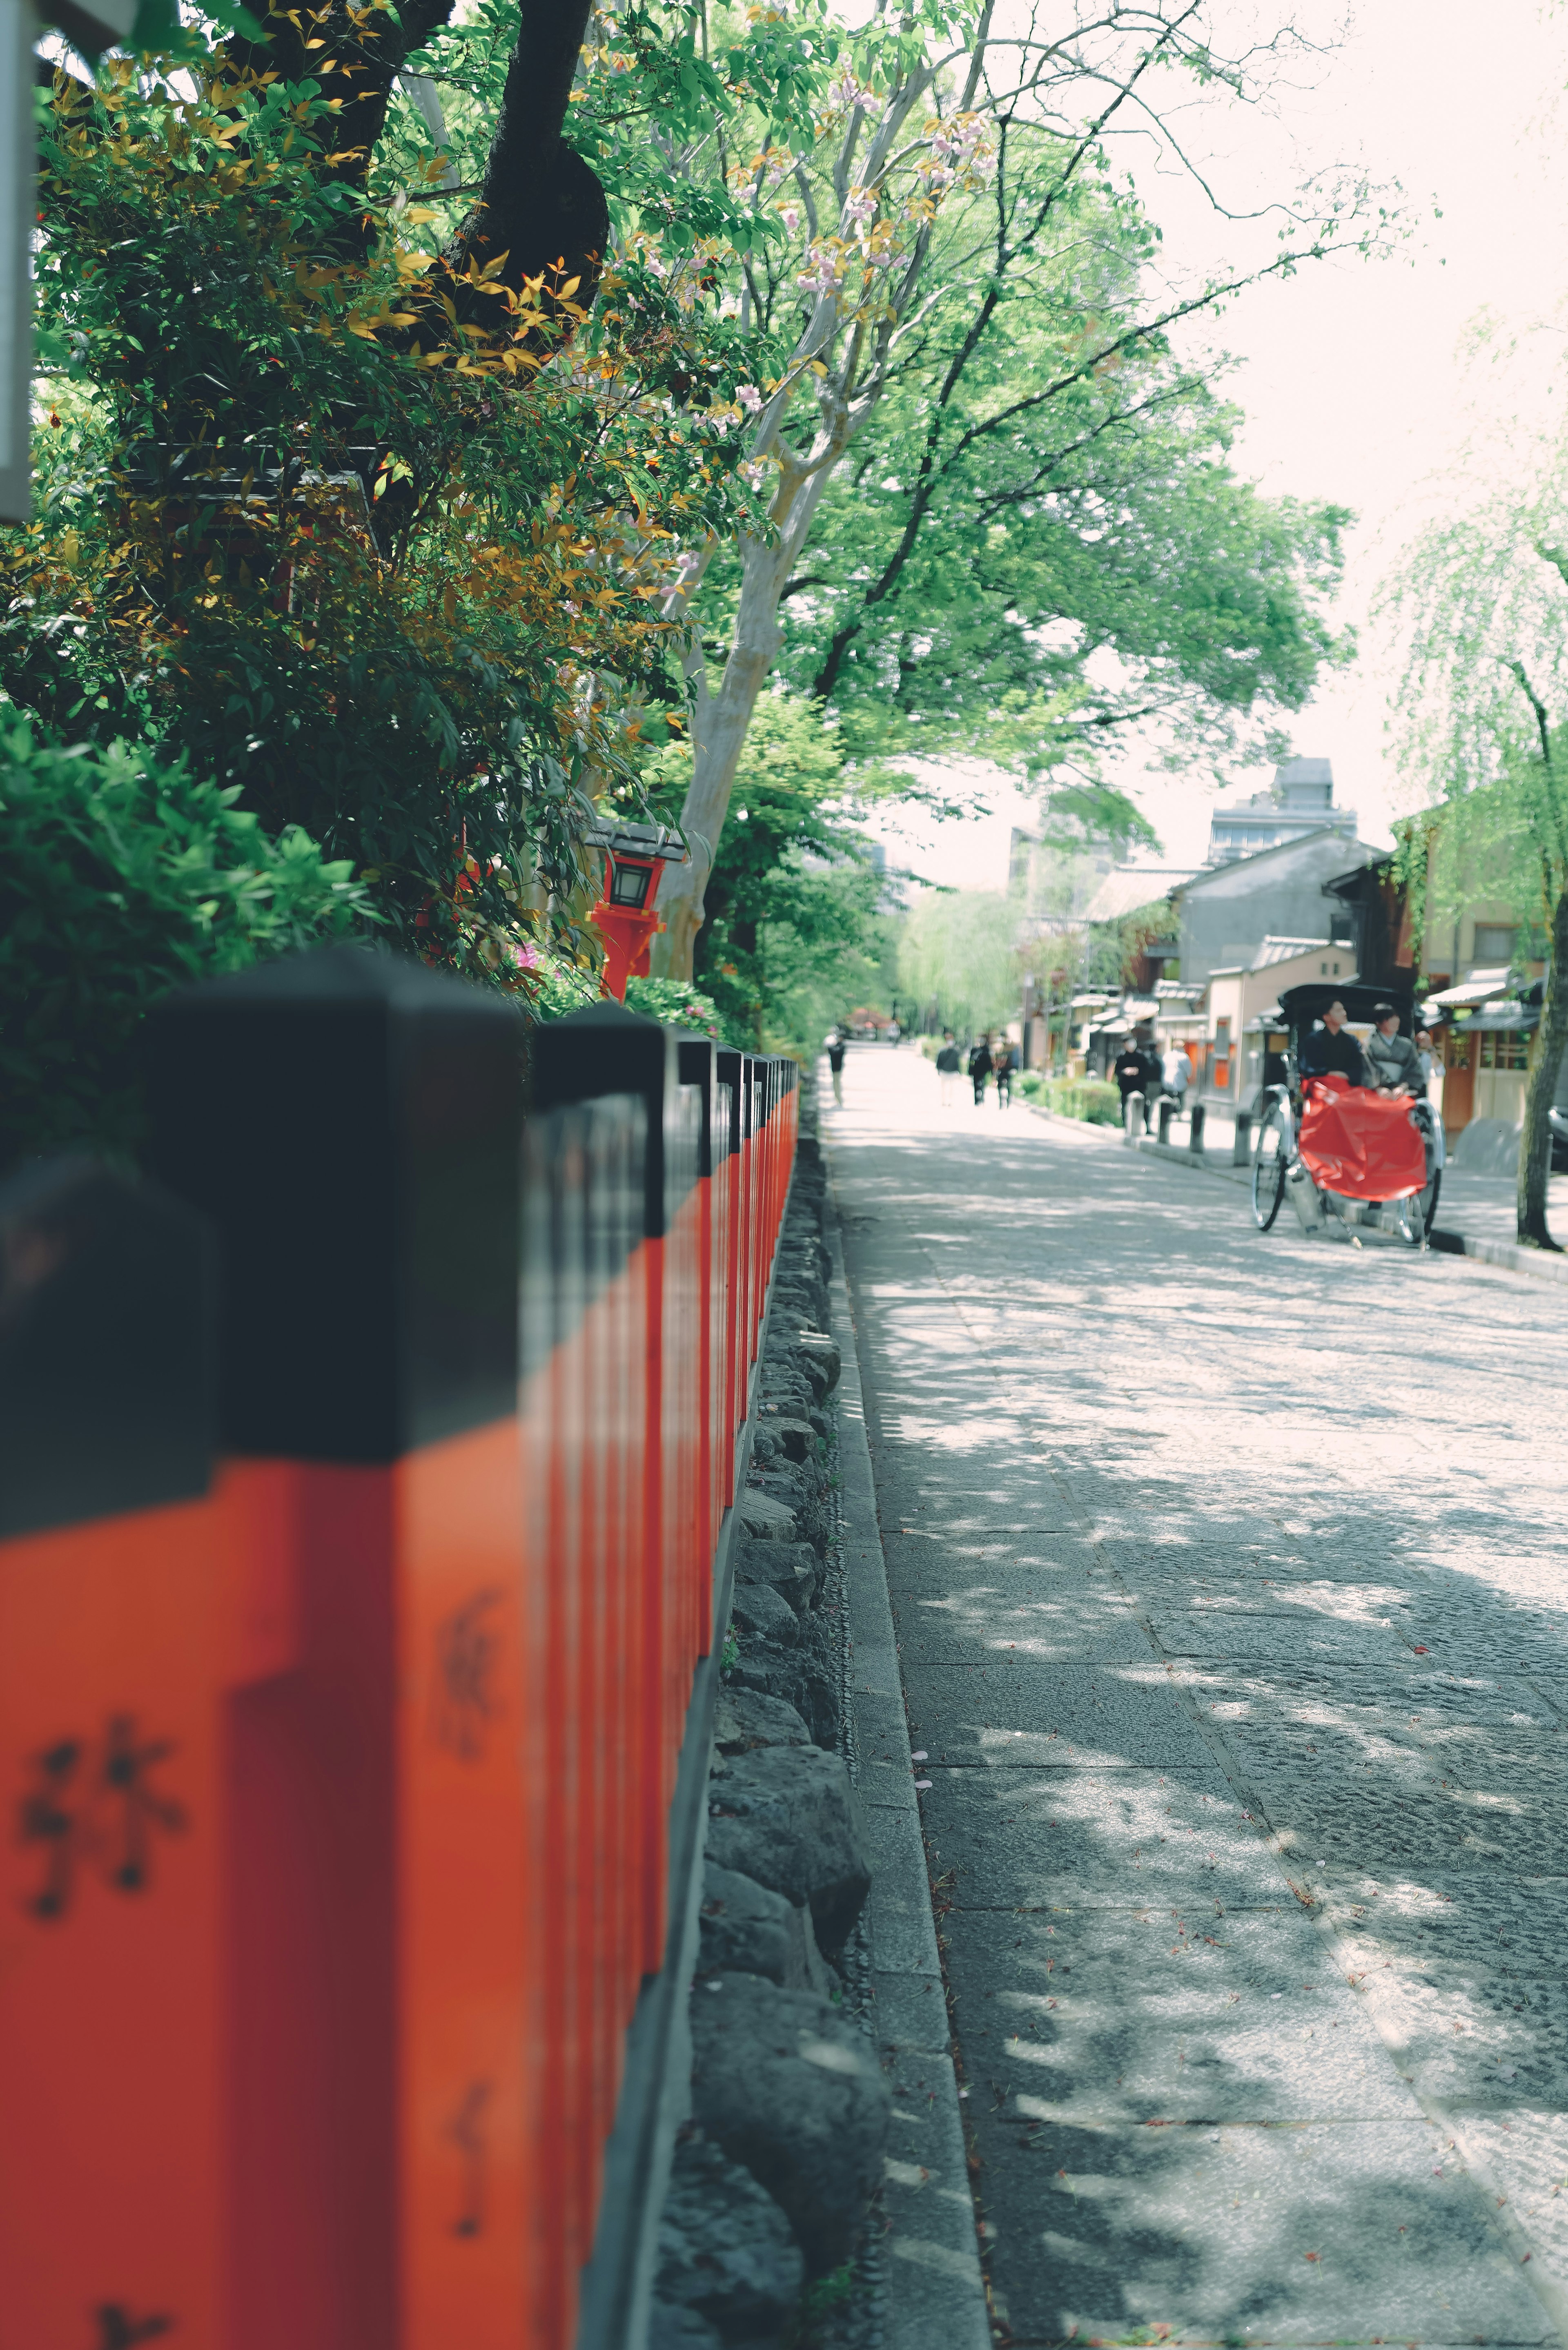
[827, 1041, 1568, 2349]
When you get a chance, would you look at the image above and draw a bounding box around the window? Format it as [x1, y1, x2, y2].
[1473, 924, 1517, 961]
[1478, 1029, 1530, 1071]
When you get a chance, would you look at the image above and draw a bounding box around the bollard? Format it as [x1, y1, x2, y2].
[1157, 1097, 1176, 1145]
[1232, 1109, 1252, 1166]
[1123, 1090, 1145, 1144]
[1189, 1100, 1206, 1155]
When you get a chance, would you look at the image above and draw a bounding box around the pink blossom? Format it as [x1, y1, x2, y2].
[737, 383, 763, 415]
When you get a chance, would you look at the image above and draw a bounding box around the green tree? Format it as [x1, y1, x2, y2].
[1386, 474, 1568, 1247]
[646, 689, 886, 1049]
[12, 0, 822, 983]
[790, 140, 1352, 783]
[649, 1, 1384, 975]
[897, 886, 1019, 1037]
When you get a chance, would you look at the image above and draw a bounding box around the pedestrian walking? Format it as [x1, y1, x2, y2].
[968, 1035, 993, 1106]
[1112, 1039, 1147, 1108]
[935, 1030, 962, 1109]
[826, 1030, 846, 1107]
[996, 1041, 1019, 1106]
[1160, 1044, 1190, 1119]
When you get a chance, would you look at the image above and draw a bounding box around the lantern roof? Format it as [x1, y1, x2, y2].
[583, 817, 688, 864]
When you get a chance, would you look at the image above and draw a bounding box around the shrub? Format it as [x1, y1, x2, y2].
[1033, 1075, 1121, 1126]
[625, 976, 733, 1043]
[0, 720, 369, 1167]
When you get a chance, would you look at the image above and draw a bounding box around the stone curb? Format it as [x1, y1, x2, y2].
[1428, 1226, 1568, 1283]
[823, 1181, 993, 2350]
[1136, 1131, 1253, 1186]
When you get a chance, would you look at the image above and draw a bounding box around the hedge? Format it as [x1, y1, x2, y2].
[1018, 1072, 1122, 1126]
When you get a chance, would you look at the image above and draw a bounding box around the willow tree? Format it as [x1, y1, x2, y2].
[647, 0, 1384, 977]
[1388, 488, 1568, 1249]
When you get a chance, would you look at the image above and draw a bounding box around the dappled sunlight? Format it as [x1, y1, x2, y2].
[834, 1041, 1568, 2340]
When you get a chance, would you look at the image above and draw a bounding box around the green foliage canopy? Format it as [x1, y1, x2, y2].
[10, 3, 823, 980]
[896, 886, 1019, 1036]
[774, 136, 1354, 802]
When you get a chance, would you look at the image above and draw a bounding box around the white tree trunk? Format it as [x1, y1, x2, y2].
[652, 449, 844, 978]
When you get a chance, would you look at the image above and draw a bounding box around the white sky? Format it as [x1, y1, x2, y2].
[864, 0, 1568, 893]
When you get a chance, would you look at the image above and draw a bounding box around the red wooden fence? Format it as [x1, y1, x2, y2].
[0, 949, 797, 2350]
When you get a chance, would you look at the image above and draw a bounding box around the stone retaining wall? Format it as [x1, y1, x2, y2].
[648, 1101, 891, 2350]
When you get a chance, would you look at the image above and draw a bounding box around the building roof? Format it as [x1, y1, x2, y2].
[1177, 832, 1381, 896]
[1250, 935, 1331, 970]
[1082, 866, 1198, 923]
[1428, 965, 1511, 1008]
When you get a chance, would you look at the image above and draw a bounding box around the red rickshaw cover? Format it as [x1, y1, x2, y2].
[1297, 1072, 1428, 1200]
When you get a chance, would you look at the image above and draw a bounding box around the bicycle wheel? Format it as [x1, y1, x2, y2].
[1421, 1168, 1441, 1235]
[1252, 1103, 1289, 1231]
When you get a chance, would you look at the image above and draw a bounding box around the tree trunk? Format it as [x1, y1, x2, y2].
[651, 450, 842, 979]
[1517, 881, 1568, 1246]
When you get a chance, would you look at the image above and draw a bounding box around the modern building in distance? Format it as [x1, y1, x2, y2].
[1205, 757, 1358, 866]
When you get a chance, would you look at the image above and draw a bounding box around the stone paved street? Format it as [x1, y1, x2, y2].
[829, 1043, 1568, 2348]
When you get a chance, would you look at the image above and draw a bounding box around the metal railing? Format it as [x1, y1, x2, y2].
[0, 945, 797, 2350]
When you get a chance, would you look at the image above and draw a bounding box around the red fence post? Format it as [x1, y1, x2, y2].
[144, 948, 533, 2350]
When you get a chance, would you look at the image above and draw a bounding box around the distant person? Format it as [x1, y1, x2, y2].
[887, 1019, 901, 1046]
[1365, 1004, 1423, 1097]
[1415, 1026, 1438, 1085]
[935, 1030, 962, 1108]
[826, 1030, 846, 1107]
[1161, 1045, 1190, 1117]
[996, 1041, 1019, 1106]
[1112, 1039, 1147, 1106]
[968, 1035, 993, 1106]
[1298, 999, 1367, 1087]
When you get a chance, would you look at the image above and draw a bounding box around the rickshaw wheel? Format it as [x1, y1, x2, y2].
[1252, 1103, 1289, 1231]
[1393, 1171, 1440, 1249]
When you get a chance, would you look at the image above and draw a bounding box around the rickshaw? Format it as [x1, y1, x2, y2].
[1250, 981, 1444, 1246]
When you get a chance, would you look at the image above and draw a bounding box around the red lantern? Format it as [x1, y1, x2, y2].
[586, 821, 686, 1001]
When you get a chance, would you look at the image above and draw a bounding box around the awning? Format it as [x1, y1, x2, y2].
[1427, 966, 1511, 1008]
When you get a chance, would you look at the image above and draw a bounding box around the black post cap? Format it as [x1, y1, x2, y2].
[675, 1032, 717, 1179]
[530, 1000, 686, 1239]
[0, 1158, 215, 1538]
[145, 945, 524, 1464]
